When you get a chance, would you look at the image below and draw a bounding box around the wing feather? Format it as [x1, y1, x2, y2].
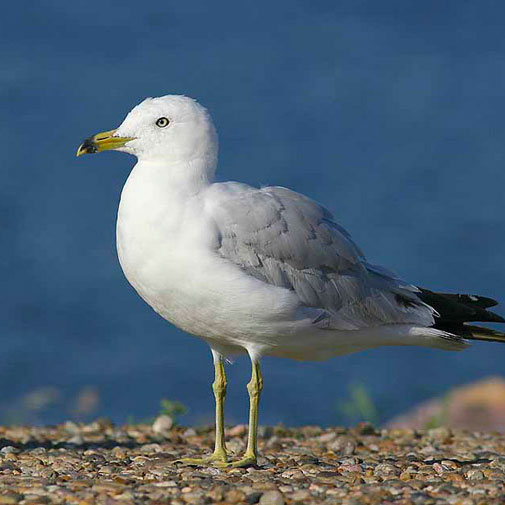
[209, 183, 434, 330]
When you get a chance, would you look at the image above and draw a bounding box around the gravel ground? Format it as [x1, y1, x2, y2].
[0, 420, 504, 504]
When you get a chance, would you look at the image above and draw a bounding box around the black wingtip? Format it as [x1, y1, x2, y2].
[418, 288, 504, 325]
[441, 293, 499, 309]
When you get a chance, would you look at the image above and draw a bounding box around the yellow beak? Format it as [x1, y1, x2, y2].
[76, 129, 134, 157]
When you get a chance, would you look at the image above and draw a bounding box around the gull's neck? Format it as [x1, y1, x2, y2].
[131, 154, 217, 197]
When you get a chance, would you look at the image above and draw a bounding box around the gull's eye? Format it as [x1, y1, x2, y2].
[156, 117, 170, 128]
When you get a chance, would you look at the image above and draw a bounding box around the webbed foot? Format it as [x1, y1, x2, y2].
[213, 451, 257, 468]
[174, 448, 228, 466]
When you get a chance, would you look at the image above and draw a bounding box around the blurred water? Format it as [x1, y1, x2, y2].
[1, 0, 505, 426]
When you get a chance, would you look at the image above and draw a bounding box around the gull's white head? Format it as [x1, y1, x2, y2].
[77, 95, 218, 168]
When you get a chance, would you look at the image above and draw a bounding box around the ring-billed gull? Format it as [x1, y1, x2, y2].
[77, 95, 505, 467]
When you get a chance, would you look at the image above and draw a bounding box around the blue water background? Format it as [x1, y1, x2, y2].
[2, 0, 505, 426]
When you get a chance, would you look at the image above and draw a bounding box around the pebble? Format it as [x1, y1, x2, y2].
[328, 436, 356, 455]
[317, 432, 337, 443]
[355, 422, 376, 435]
[63, 421, 81, 435]
[224, 488, 246, 503]
[0, 447, 19, 455]
[427, 426, 452, 442]
[280, 469, 305, 479]
[0, 494, 23, 504]
[66, 434, 84, 445]
[466, 469, 485, 480]
[257, 426, 274, 439]
[152, 415, 174, 435]
[258, 490, 284, 505]
[374, 463, 400, 477]
[227, 424, 248, 437]
[291, 489, 311, 501]
[246, 491, 263, 504]
[182, 491, 205, 504]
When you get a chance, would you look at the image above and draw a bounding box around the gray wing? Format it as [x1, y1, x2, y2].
[210, 183, 435, 330]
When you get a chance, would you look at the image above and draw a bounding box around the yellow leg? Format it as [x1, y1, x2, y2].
[211, 351, 228, 461]
[217, 358, 263, 468]
[175, 350, 228, 465]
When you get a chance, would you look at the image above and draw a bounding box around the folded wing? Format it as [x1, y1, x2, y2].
[210, 183, 435, 330]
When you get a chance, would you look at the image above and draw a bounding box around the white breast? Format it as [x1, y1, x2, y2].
[115, 163, 301, 353]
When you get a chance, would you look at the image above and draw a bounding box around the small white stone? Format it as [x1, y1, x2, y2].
[152, 415, 173, 435]
[67, 434, 84, 445]
[0, 446, 19, 455]
[317, 432, 337, 443]
[64, 420, 81, 435]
